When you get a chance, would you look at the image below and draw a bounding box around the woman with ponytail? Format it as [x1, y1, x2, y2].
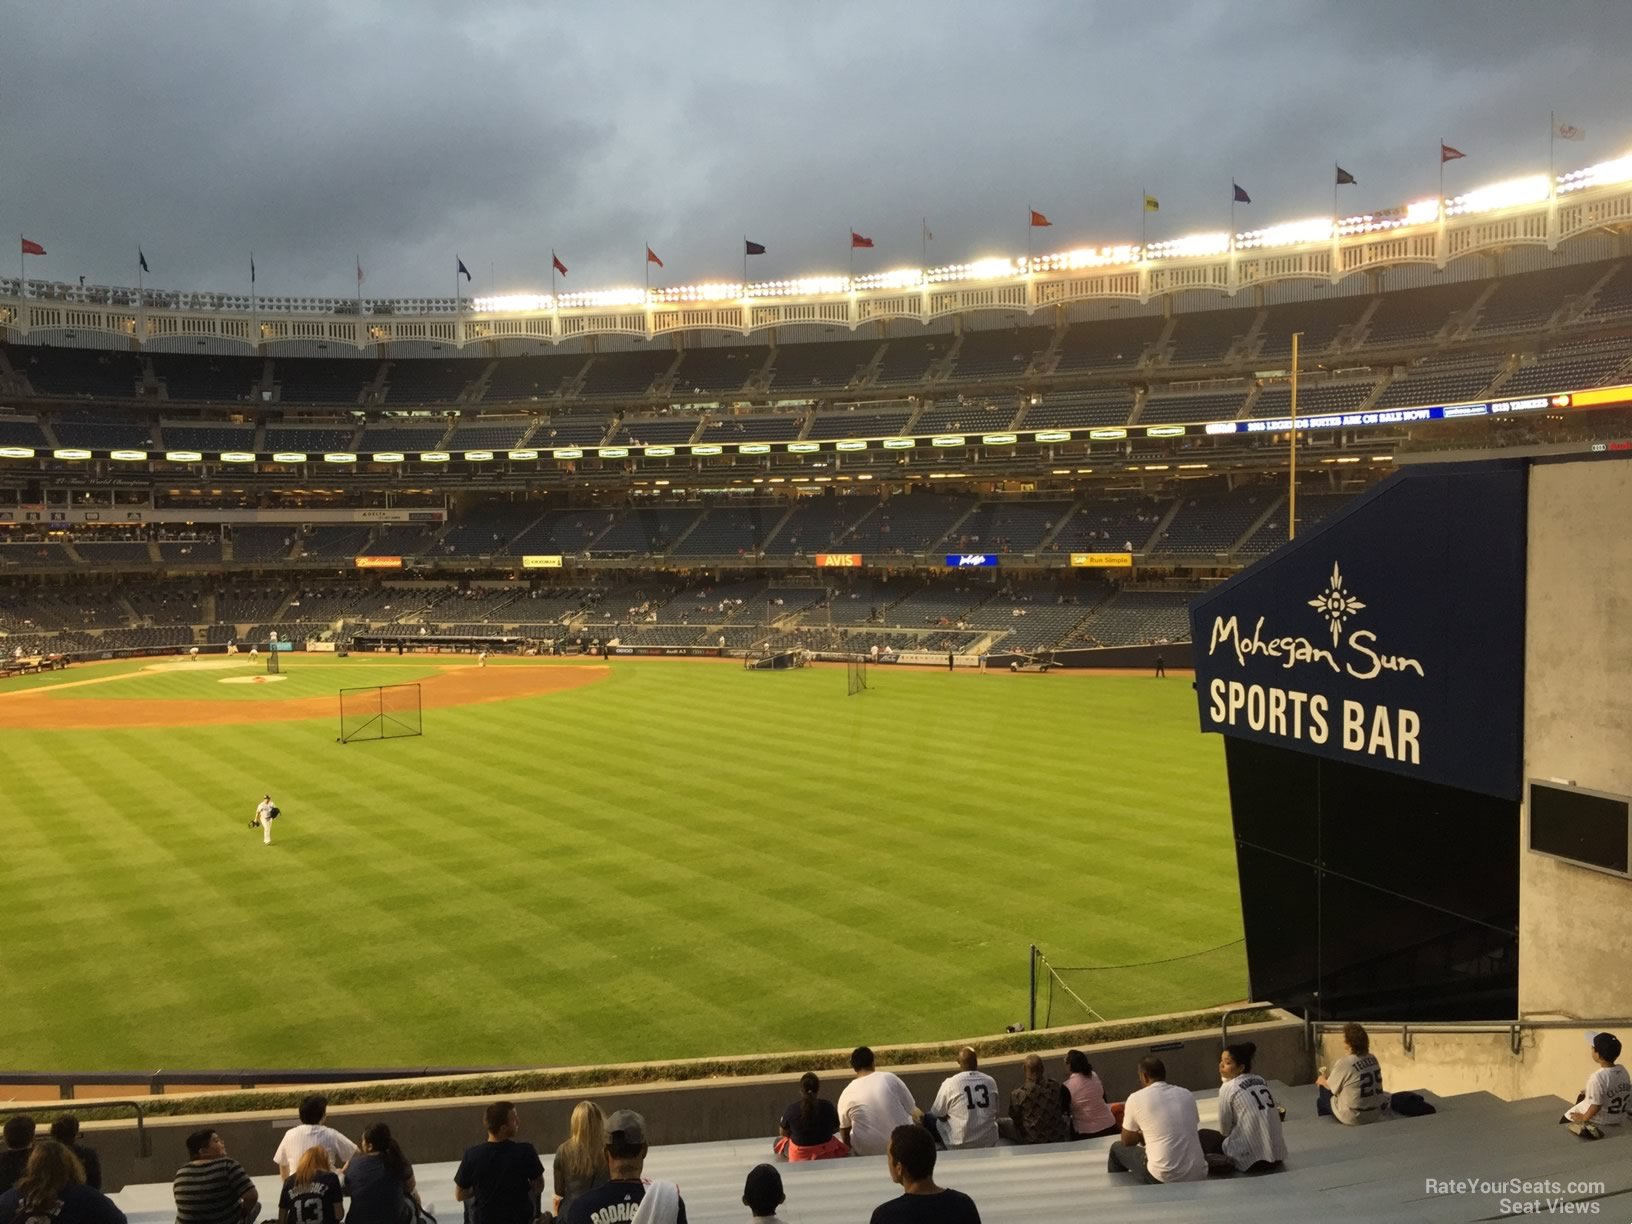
[774, 1073, 847, 1161]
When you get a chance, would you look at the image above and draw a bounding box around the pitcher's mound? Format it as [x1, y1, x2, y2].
[220, 674, 288, 685]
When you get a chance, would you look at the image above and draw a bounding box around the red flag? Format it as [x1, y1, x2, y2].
[645, 246, 663, 268]
[552, 253, 568, 276]
[20, 239, 45, 256]
[1440, 143, 1466, 163]
[1029, 210, 1052, 227]
[850, 231, 874, 249]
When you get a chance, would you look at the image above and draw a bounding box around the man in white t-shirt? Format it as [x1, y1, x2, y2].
[274, 1094, 358, 1177]
[1564, 1032, 1631, 1138]
[927, 1047, 999, 1149]
[837, 1046, 920, 1157]
[1107, 1056, 1207, 1184]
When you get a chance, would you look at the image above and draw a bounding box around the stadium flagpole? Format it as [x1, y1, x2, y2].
[848, 228, 854, 284]
[1289, 331, 1301, 540]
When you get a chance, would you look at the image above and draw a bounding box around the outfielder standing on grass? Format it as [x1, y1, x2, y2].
[250, 794, 279, 845]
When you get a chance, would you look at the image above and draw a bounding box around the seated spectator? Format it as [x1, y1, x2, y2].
[1317, 1022, 1387, 1125]
[1106, 1056, 1207, 1184]
[838, 1047, 920, 1157]
[775, 1073, 848, 1161]
[1198, 1042, 1286, 1174]
[455, 1102, 545, 1224]
[564, 1110, 685, 1224]
[1001, 1055, 1070, 1145]
[50, 1117, 101, 1191]
[174, 1129, 259, 1224]
[1563, 1032, 1630, 1138]
[1063, 1051, 1119, 1140]
[343, 1123, 420, 1224]
[927, 1048, 998, 1150]
[0, 1139, 124, 1224]
[279, 1146, 343, 1224]
[275, 1095, 358, 1179]
[550, 1102, 609, 1221]
[742, 1164, 786, 1224]
[869, 1124, 981, 1224]
[0, 1116, 36, 1189]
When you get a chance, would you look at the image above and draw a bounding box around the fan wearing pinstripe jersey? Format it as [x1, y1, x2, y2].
[1207, 1043, 1286, 1173]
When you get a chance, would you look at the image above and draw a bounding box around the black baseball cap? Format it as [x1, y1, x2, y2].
[1589, 1032, 1621, 1062]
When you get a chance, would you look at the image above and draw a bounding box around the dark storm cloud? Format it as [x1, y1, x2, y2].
[2, 0, 1625, 298]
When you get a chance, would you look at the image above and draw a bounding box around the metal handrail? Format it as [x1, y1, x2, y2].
[87, 1101, 150, 1159]
[1310, 1017, 1632, 1059]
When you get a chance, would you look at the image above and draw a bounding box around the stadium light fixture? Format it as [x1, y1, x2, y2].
[882, 437, 915, 449]
[322, 452, 357, 464]
[855, 473, 874, 480]
[52, 449, 92, 460]
[553, 448, 584, 459]
[165, 450, 204, 462]
[835, 440, 868, 451]
[272, 452, 308, 463]
[691, 444, 724, 456]
[598, 447, 630, 458]
[930, 435, 966, 447]
[1143, 463, 1170, 470]
[462, 450, 495, 462]
[419, 452, 451, 463]
[739, 443, 771, 454]
[370, 451, 405, 463]
[785, 442, 819, 454]
[1033, 430, 1072, 443]
[220, 451, 256, 463]
[110, 450, 148, 461]
[0, 446, 36, 459]
[507, 449, 539, 460]
[1445, 175, 1550, 217]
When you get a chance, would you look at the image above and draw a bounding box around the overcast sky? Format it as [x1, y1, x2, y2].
[3, 0, 1627, 299]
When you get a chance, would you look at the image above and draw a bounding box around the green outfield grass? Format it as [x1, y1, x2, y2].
[0, 657, 1241, 1070]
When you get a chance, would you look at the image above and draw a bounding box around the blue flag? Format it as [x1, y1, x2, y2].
[1232, 182, 1252, 204]
[457, 258, 472, 281]
[745, 240, 766, 255]
[139, 249, 149, 273]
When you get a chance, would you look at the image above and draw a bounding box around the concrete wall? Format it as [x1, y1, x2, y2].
[1314, 1025, 1599, 1109]
[68, 1017, 1304, 1191]
[1521, 458, 1632, 1017]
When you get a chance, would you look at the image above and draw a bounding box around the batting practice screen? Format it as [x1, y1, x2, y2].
[338, 683, 423, 743]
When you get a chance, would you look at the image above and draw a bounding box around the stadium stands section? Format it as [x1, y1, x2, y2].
[1020, 388, 1136, 428]
[482, 352, 590, 402]
[1152, 487, 1276, 556]
[1373, 353, 1504, 409]
[669, 346, 767, 395]
[1053, 315, 1165, 371]
[944, 326, 1051, 381]
[578, 348, 674, 398]
[1139, 386, 1250, 424]
[767, 337, 880, 391]
[383, 359, 484, 404]
[805, 404, 913, 439]
[151, 353, 263, 402]
[872, 334, 953, 385]
[274, 357, 375, 404]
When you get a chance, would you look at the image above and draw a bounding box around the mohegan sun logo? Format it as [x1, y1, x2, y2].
[1308, 561, 1365, 647]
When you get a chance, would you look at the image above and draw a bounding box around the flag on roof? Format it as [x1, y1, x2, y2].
[745, 240, 766, 256]
[922, 220, 933, 241]
[1440, 142, 1466, 163]
[250, 255, 256, 284]
[646, 245, 663, 267]
[1029, 209, 1052, 227]
[20, 238, 45, 256]
[356, 257, 364, 286]
[552, 252, 568, 276]
[1336, 166, 1357, 185]
[1143, 195, 1160, 212]
[1232, 182, 1252, 204]
[1555, 121, 1585, 142]
[850, 231, 874, 248]
[457, 258, 472, 281]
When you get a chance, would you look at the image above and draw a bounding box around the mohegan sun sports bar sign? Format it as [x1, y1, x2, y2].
[1188, 463, 1526, 800]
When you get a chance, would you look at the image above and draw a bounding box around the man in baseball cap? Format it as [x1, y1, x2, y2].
[563, 1110, 686, 1224]
[1562, 1032, 1630, 1138]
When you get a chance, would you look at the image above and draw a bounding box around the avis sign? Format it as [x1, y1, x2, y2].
[1188, 464, 1526, 801]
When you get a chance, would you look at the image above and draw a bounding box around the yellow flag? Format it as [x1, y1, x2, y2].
[1144, 195, 1160, 212]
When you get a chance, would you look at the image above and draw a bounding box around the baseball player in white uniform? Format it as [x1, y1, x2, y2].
[251, 794, 278, 845]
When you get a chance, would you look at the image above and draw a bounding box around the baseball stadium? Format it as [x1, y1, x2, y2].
[5, 63, 1632, 1223]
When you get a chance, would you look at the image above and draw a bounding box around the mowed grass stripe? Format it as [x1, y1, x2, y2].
[0, 659, 1237, 1068]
